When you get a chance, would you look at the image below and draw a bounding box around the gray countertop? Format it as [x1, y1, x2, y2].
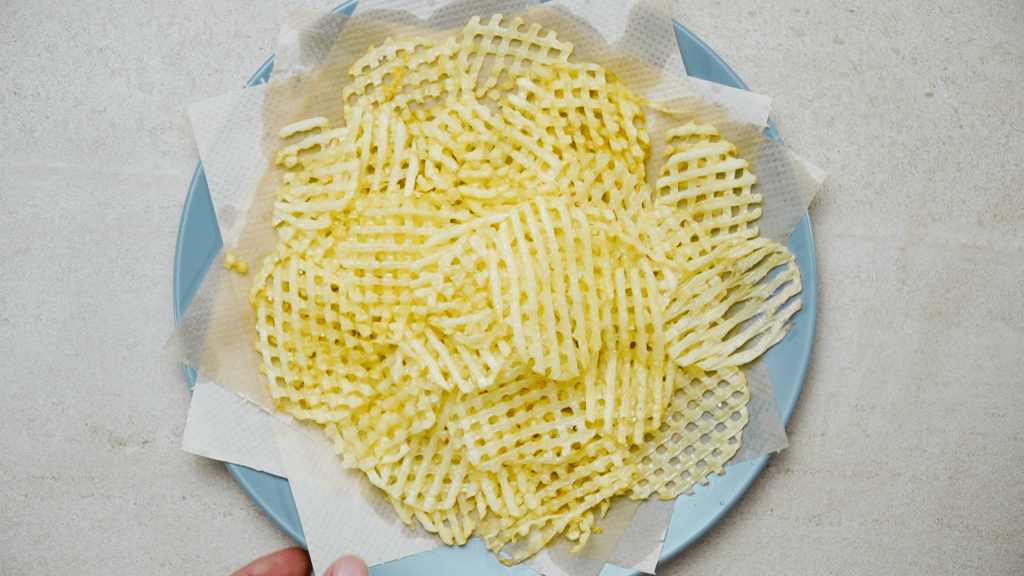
[1, 0, 1022, 574]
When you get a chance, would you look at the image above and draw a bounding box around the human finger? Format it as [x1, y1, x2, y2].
[230, 547, 312, 576]
[323, 555, 369, 576]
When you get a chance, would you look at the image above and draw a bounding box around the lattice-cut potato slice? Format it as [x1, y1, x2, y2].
[630, 366, 749, 500]
[654, 123, 762, 268]
[252, 239, 387, 420]
[480, 438, 637, 565]
[471, 461, 530, 524]
[401, 325, 516, 394]
[365, 389, 472, 514]
[413, 100, 515, 200]
[456, 14, 573, 100]
[453, 370, 596, 470]
[664, 237, 803, 371]
[343, 36, 460, 113]
[401, 229, 526, 394]
[409, 98, 562, 207]
[591, 254, 675, 446]
[273, 125, 361, 233]
[317, 346, 446, 468]
[492, 196, 605, 381]
[504, 61, 650, 214]
[389, 491, 481, 546]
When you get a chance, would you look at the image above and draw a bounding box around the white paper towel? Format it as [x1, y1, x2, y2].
[183, 376, 287, 478]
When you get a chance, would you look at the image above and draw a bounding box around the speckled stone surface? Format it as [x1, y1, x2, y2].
[1, 1, 1022, 575]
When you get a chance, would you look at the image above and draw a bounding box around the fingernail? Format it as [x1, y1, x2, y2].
[323, 555, 368, 576]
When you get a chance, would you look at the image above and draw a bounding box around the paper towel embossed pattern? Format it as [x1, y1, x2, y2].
[247, 15, 802, 565]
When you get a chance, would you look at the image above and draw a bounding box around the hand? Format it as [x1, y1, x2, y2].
[231, 548, 368, 576]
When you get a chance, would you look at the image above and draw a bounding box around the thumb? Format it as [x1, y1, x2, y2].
[323, 555, 368, 576]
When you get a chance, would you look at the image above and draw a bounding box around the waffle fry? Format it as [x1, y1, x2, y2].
[248, 14, 802, 565]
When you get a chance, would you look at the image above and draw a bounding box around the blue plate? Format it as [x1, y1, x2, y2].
[173, 4, 817, 573]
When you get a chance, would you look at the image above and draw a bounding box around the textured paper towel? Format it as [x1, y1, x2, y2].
[169, 2, 825, 574]
[187, 85, 270, 246]
[607, 498, 676, 574]
[183, 376, 287, 478]
[526, 496, 643, 576]
[272, 419, 443, 572]
[688, 76, 771, 129]
[272, 11, 351, 82]
[732, 357, 788, 463]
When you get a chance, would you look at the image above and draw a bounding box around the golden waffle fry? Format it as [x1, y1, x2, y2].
[654, 122, 762, 266]
[366, 389, 470, 512]
[663, 238, 803, 371]
[495, 197, 603, 381]
[453, 371, 597, 470]
[630, 367, 749, 500]
[505, 62, 650, 214]
[458, 15, 573, 100]
[480, 438, 636, 563]
[248, 14, 803, 565]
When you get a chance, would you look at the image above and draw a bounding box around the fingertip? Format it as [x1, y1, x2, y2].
[276, 548, 313, 576]
[323, 555, 369, 576]
[231, 547, 312, 576]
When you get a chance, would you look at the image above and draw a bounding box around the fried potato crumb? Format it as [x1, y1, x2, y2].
[224, 252, 248, 274]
